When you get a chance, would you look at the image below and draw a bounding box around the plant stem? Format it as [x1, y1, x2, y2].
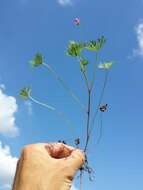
[83, 71, 90, 91]
[78, 56, 90, 91]
[42, 62, 86, 112]
[29, 94, 76, 136]
[90, 53, 98, 91]
[29, 95, 55, 111]
[79, 170, 83, 190]
[84, 89, 91, 152]
[96, 112, 103, 145]
[79, 70, 109, 190]
[89, 70, 109, 136]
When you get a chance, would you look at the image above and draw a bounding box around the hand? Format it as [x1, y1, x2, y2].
[12, 142, 85, 190]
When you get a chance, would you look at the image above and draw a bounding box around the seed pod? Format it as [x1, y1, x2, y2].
[99, 104, 108, 112]
[75, 138, 80, 146]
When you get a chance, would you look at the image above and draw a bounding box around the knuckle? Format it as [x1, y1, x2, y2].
[21, 144, 35, 159]
[75, 149, 85, 162]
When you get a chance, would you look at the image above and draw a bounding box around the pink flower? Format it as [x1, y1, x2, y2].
[74, 18, 80, 26]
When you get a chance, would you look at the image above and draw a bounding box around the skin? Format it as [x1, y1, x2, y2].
[12, 143, 85, 190]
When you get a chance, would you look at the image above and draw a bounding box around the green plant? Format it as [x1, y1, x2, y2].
[20, 35, 113, 190]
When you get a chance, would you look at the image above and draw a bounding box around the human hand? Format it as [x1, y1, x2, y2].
[12, 142, 85, 190]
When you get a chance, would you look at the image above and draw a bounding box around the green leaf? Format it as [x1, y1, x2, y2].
[20, 87, 31, 99]
[85, 36, 106, 52]
[98, 62, 113, 69]
[30, 53, 43, 67]
[80, 59, 89, 72]
[67, 41, 84, 57]
[80, 59, 88, 66]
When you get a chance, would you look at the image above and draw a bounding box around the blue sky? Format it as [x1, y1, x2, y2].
[0, 0, 143, 189]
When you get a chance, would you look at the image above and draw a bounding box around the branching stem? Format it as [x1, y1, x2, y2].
[79, 170, 83, 190]
[89, 70, 109, 136]
[29, 95, 55, 111]
[84, 89, 91, 152]
[90, 53, 98, 91]
[29, 94, 76, 136]
[42, 62, 86, 112]
[83, 71, 90, 91]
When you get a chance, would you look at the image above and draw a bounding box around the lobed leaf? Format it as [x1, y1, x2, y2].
[80, 59, 89, 72]
[67, 41, 85, 57]
[30, 53, 43, 67]
[85, 36, 106, 52]
[20, 87, 31, 99]
[98, 62, 113, 69]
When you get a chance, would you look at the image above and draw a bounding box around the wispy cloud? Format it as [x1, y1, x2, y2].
[57, 0, 73, 6]
[0, 86, 19, 137]
[134, 21, 143, 57]
[0, 142, 18, 189]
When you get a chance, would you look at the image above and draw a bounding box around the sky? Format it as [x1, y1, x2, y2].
[0, 0, 143, 189]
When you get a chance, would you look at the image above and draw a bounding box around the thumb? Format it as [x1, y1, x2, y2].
[67, 149, 85, 170]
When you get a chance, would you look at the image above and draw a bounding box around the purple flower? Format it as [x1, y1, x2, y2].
[74, 18, 80, 26]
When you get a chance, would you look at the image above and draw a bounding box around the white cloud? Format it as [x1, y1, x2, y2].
[0, 88, 19, 137]
[58, 0, 73, 6]
[134, 22, 143, 57]
[0, 142, 18, 189]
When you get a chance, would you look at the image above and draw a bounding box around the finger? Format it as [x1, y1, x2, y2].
[12, 156, 24, 190]
[66, 149, 85, 170]
[21, 143, 53, 160]
[12, 159, 20, 190]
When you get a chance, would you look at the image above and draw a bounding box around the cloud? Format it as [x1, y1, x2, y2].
[0, 142, 18, 189]
[0, 87, 19, 137]
[134, 21, 143, 57]
[57, 0, 73, 6]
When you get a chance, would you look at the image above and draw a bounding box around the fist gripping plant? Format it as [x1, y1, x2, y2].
[20, 23, 113, 189]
